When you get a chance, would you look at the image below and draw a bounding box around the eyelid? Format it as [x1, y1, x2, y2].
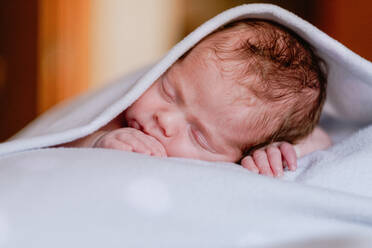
[161, 77, 176, 102]
[189, 125, 217, 153]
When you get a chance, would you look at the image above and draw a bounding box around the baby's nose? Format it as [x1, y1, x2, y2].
[154, 110, 183, 137]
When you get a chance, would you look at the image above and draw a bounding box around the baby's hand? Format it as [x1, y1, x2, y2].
[94, 128, 167, 157]
[241, 142, 297, 177]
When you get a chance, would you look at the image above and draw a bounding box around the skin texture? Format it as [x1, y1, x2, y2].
[63, 31, 332, 177]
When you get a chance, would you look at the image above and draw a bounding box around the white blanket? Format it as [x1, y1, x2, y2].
[1, 4, 372, 247]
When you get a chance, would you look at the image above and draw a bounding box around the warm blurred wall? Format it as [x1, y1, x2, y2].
[38, 0, 91, 114]
[313, 0, 372, 61]
[38, 0, 185, 112]
[0, 1, 38, 141]
[182, 0, 315, 36]
[90, 0, 184, 88]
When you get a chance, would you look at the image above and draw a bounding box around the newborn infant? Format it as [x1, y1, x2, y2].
[65, 19, 331, 177]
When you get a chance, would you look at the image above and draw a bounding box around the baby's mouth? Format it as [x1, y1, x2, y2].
[128, 119, 142, 131]
[127, 119, 146, 134]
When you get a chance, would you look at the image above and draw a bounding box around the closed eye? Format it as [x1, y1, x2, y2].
[190, 125, 217, 153]
[161, 77, 176, 102]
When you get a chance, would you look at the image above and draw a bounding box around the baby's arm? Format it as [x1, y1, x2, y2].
[292, 126, 332, 158]
[241, 126, 332, 177]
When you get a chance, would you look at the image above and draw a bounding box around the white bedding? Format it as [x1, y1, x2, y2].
[1, 4, 372, 247]
[1, 148, 372, 248]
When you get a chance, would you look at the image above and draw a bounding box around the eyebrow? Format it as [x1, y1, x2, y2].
[167, 72, 226, 154]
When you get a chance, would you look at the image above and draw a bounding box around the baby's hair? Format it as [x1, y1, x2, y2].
[184, 19, 327, 158]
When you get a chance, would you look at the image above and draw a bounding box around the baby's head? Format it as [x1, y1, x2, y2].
[124, 19, 327, 162]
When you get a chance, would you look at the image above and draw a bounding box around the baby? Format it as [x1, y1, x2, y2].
[65, 19, 331, 177]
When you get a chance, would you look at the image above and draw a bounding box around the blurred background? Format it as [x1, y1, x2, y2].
[1, 0, 372, 141]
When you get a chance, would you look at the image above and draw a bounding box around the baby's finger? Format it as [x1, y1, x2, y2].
[122, 128, 166, 157]
[134, 132, 167, 157]
[279, 142, 297, 171]
[117, 133, 152, 155]
[252, 150, 273, 177]
[100, 138, 133, 152]
[130, 141, 152, 155]
[146, 137, 167, 157]
[241, 156, 259, 174]
[266, 146, 284, 177]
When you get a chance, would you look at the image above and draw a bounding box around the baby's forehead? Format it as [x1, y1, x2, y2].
[172, 40, 261, 110]
[177, 73, 257, 144]
[176, 60, 255, 108]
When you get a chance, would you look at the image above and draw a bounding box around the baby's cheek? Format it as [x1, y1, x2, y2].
[163, 138, 199, 159]
[163, 138, 224, 161]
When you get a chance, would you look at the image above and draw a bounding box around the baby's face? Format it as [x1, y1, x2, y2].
[124, 43, 254, 162]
